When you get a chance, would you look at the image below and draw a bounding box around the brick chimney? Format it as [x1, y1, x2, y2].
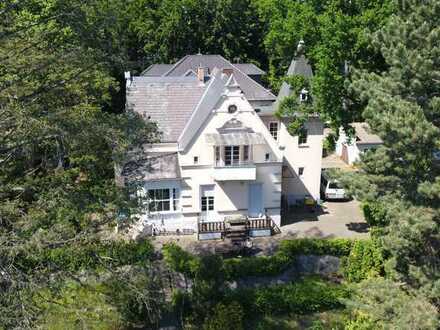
[197, 66, 205, 82]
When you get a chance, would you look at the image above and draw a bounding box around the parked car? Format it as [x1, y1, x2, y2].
[320, 170, 347, 200]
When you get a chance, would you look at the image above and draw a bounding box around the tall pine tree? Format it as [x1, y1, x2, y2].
[341, 0, 440, 322]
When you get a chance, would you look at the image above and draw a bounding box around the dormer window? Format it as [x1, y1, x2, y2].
[300, 88, 309, 102]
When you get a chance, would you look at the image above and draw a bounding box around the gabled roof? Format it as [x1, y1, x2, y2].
[178, 69, 228, 150]
[161, 55, 275, 101]
[233, 63, 266, 75]
[141, 64, 174, 76]
[351, 122, 383, 145]
[126, 76, 205, 142]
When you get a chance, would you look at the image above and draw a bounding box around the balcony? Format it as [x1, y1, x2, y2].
[212, 160, 256, 181]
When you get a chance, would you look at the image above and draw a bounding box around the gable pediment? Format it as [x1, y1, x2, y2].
[218, 118, 254, 133]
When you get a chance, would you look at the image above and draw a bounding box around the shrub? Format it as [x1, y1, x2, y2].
[203, 302, 244, 330]
[341, 240, 383, 283]
[224, 253, 292, 280]
[361, 202, 388, 227]
[17, 239, 154, 272]
[163, 243, 198, 275]
[279, 239, 354, 258]
[34, 281, 124, 329]
[228, 277, 349, 315]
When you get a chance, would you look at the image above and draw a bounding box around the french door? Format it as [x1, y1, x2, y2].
[224, 145, 240, 166]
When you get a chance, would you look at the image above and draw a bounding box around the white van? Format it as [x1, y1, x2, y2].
[320, 171, 347, 200]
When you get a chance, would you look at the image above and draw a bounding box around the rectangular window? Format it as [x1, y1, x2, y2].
[298, 128, 308, 145]
[194, 156, 199, 164]
[225, 145, 240, 166]
[265, 153, 270, 161]
[269, 122, 279, 140]
[201, 196, 214, 211]
[146, 188, 179, 212]
[298, 167, 304, 176]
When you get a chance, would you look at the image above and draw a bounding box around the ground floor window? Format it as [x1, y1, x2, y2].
[146, 188, 179, 212]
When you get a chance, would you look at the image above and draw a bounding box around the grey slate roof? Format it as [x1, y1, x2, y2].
[141, 64, 174, 76]
[126, 76, 205, 142]
[121, 153, 181, 184]
[233, 63, 266, 75]
[286, 55, 313, 77]
[277, 55, 314, 103]
[161, 55, 275, 101]
[352, 122, 383, 145]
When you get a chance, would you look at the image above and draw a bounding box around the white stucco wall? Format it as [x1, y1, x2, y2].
[260, 115, 323, 201]
[136, 85, 283, 233]
[178, 88, 282, 225]
[336, 131, 380, 165]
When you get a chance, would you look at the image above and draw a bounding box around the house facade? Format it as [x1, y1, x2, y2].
[336, 122, 383, 165]
[120, 50, 323, 238]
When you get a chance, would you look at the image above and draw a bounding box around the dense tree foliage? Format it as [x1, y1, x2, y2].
[339, 0, 440, 325]
[0, 0, 160, 328]
[5, 0, 436, 328]
[128, 0, 267, 66]
[255, 0, 393, 129]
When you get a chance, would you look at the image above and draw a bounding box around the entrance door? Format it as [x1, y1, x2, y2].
[248, 183, 263, 218]
[200, 185, 215, 222]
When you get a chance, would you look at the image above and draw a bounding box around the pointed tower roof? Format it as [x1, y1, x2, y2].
[276, 40, 313, 105]
[287, 40, 313, 78]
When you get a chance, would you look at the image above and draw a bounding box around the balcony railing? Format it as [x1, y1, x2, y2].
[214, 160, 254, 168]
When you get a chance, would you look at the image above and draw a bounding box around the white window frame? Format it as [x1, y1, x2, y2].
[201, 196, 214, 211]
[144, 187, 180, 214]
[224, 145, 240, 166]
[269, 121, 279, 141]
[298, 128, 308, 145]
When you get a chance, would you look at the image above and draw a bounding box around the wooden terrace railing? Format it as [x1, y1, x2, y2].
[198, 221, 225, 233]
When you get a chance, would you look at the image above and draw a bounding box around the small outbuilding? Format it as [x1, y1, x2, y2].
[336, 122, 383, 165]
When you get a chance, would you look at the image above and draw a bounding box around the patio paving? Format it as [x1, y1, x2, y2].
[279, 199, 369, 239]
[150, 199, 368, 256]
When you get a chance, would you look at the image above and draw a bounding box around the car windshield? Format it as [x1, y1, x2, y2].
[328, 182, 342, 189]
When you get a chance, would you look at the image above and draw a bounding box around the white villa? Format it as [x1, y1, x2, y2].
[119, 46, 324, 239]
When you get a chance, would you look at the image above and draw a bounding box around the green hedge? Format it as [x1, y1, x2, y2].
[223, 239, 354, 280]
[17, 239, 154, 272]
[164, 239, 367, 281]
[224, 253, 292, 280]
[228, 277, 349, 315]
[279, 238, 354, 258]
